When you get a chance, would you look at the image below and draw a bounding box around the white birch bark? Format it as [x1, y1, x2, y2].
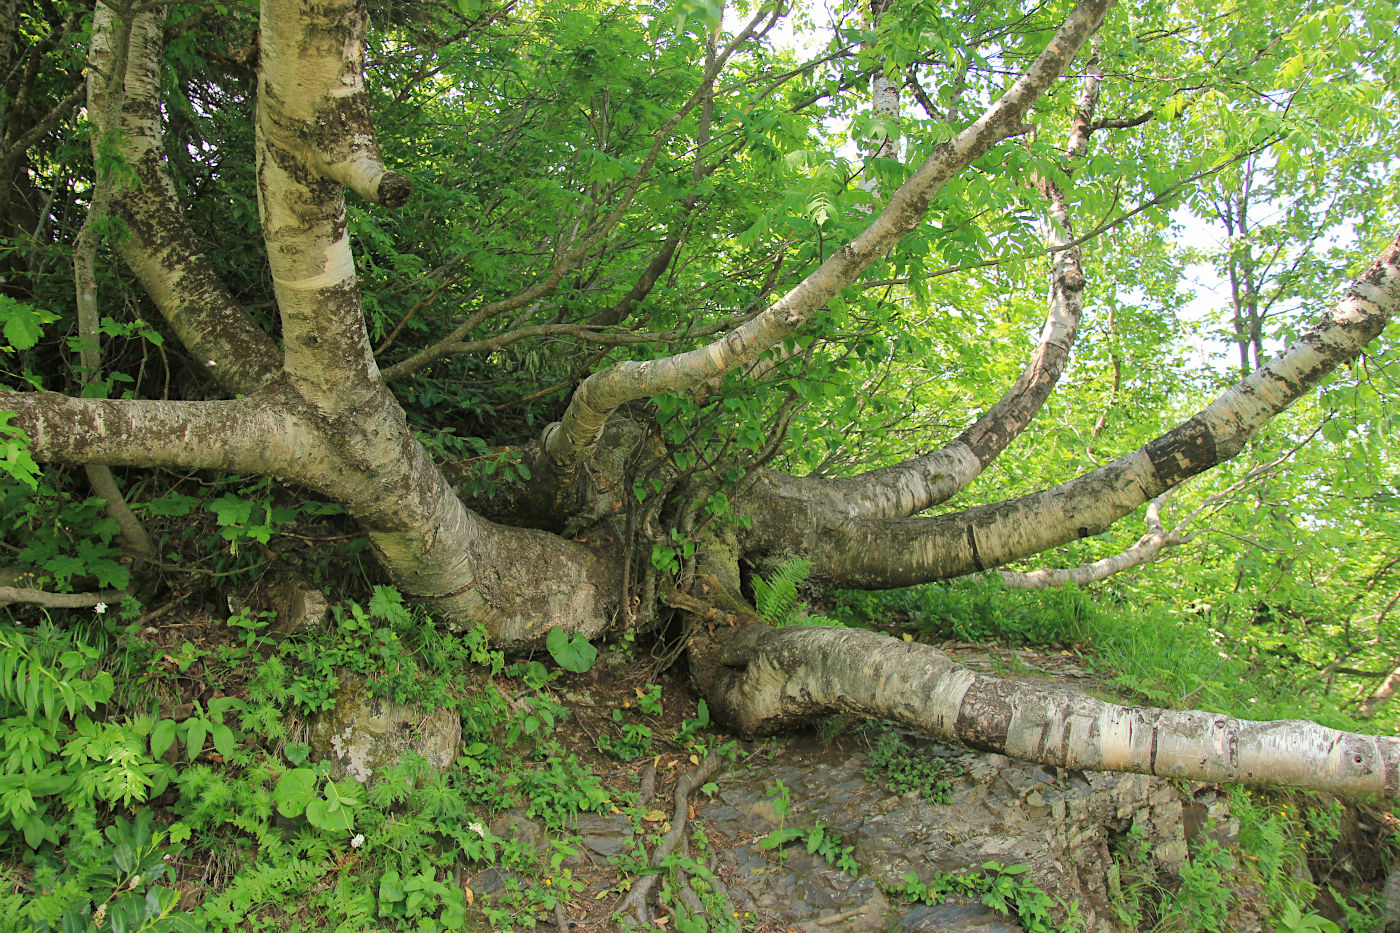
[257, 0, 409, 413]
[0, 391, 309, 473]
[242, 0, 620, 644]
[543, 0, 1115, 472]
[858, 0, 900, 207]
[744, 229, 1400, 587]
[697, 624, 1400, 798]
[2, 0, 623, 647]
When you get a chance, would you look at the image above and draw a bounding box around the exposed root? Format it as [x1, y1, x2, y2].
[618, 750, 724, 925]
[638, 759, 658, 806]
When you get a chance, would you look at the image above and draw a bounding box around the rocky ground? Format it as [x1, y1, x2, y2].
[454, 645, 1273, 932]
[297, 603, 1395, 933]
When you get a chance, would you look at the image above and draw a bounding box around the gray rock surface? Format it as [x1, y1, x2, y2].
[308, 674, 461, 783]
[679, 727, 1226, 933]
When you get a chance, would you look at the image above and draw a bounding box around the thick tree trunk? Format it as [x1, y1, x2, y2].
[8, 0, 622, 647]
[693, 624, 1400, 798]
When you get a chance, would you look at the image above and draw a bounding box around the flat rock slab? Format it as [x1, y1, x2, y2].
[690, 727, 1205, 933]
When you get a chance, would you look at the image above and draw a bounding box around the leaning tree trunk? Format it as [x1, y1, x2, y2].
[8, 0, 1400, 803]
[692, 624, 1400, 798]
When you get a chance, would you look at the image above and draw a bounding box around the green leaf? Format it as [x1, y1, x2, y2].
[306, 794, 354, 832]
[273, 767, 318, 818]
[758, 827, 805, 849]
[379, 868, 405, 904]
[0, 295, 58, 350]
[545, 625, 597, 673]
[183, 720, 207, 762]
[211, 722, 236, 759]
[144, 493, 200, 517]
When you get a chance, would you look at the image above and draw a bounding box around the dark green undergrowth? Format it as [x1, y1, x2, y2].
[3, 570, 1396, 931]
[0, 588, 733, 932]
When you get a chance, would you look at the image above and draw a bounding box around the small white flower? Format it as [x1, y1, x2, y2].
[468, 821, 486, 838]
[94, 601, 107, 614]
[350, 834, 365, 848]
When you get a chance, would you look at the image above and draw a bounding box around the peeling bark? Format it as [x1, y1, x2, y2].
[697, 624, 1400, 798]
[88, 4, 280, 396]
[5, 0, 1398, 804]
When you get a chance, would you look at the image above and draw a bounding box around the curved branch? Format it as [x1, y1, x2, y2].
[995, 493, 1178, 589]
[88, 4, 280, 396]
[697, 624, 1400, 798]
[755, 42, 1106, 522]
[743, 229, 1400, 586]
[542, 0, 1115, 473]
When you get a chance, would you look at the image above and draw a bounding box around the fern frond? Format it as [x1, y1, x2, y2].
[203, 855, 322, 926]
[754, 559, 813, 625]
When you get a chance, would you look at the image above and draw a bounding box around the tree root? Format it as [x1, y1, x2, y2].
[618, 750, 724, 925]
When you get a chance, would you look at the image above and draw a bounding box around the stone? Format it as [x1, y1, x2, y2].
[227, 572, 330, 637]
[491, 807, 548, 854]
[308, 674, 461, 783]
[568, 811, 635, 859]
[696, 723, 1228, 933]
[891, 900, 1022, 932]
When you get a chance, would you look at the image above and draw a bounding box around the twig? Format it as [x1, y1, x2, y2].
[818, 904, 873, 925]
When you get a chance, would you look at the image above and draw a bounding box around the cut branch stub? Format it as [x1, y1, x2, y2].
[698, 624, 1400, 798]
[258, 0, 403, 410]
[259, 0, 410, 209]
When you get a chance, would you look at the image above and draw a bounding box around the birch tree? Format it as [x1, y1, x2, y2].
[2, 0, 1399, 797]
